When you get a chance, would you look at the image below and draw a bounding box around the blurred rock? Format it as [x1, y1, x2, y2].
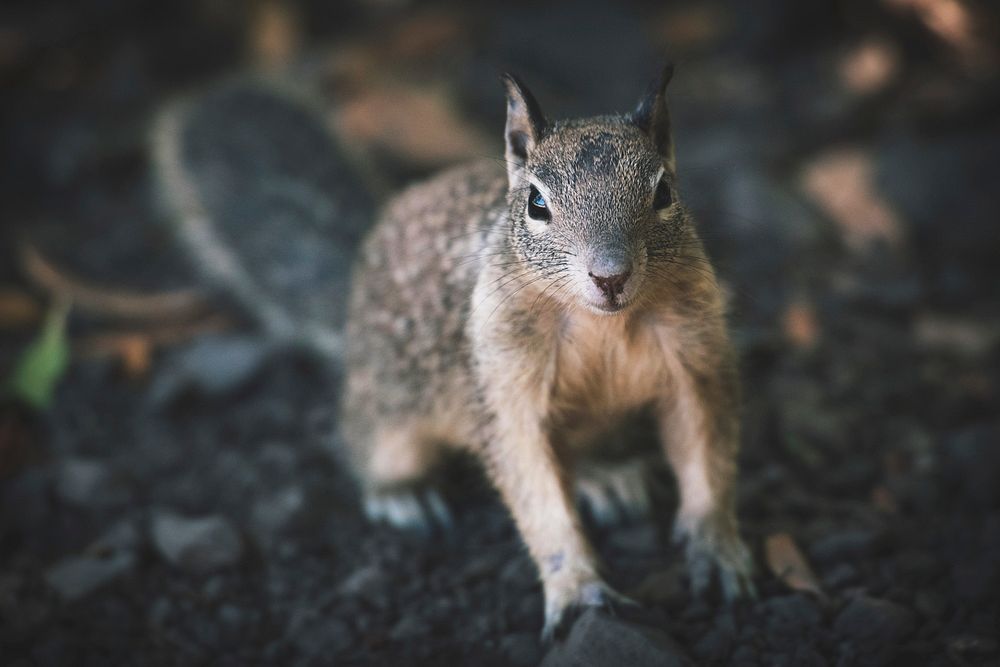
[45, 552, 134, 601]
[809, 529, 885, 565]
[388, 613, 430, 641]
[151, 512, 243, 573]
[939, 423, 1000, 508]
[822, 563, 860, 590]
[834, 596, 916, 649]
[694, 610, 737, 662]
[499, 632, 543, 667]
[541, 610, 691, 667]
[88, 519, 141, 555]
[54, 458, 128, 507]
[149, 336, 271, 406]
[761, 594, 823, 637]
[251, 485, 304, 541]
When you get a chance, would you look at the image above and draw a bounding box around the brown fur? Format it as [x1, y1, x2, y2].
[341, 66, 753, 639]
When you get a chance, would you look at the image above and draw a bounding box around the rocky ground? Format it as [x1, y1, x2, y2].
[2, 1, 999, 665]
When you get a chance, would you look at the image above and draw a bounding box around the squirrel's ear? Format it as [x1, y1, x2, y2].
[501, 73, 546, 186]
[632, 62, 675, 171]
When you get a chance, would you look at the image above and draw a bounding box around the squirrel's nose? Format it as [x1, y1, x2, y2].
[588, 255, 632, 298]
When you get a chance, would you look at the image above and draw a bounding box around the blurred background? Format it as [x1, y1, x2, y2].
[1, 1, 999, 665]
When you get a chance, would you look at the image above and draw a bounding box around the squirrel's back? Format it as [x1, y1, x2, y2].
[341, 160, 506, 446]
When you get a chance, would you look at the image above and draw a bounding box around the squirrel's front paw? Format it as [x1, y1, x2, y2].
[541, 577, 636, 642]
[674, 517, 756, 601]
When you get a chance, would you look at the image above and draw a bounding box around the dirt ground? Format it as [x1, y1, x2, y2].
[2, 1, 999, 665]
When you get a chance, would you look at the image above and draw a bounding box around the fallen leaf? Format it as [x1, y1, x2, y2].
[871, 486, 899, 514]
[839, 38, 899, 95]
[0, 288, 41, 329]
[782, 300, 819, 349]
[250, 0, 301, 70]
[765, 532, 826, 599]
[5, 301, 71, 410]
[800, 149, 904, 254]
[333, 83, 493, 168]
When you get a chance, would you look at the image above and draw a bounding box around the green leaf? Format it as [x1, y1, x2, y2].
[6, 301, 71, 410]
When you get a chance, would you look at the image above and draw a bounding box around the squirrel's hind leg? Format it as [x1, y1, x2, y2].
[357, 423, 454, 534]
[574, 458, 653, 527]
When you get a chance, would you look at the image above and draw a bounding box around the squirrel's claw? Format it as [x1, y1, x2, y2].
[541, 580, 637, 643]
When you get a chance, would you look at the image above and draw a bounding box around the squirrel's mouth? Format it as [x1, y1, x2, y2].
[587, 296, 631, 315]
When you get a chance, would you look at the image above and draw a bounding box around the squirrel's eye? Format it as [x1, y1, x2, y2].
[528, 186, 551, 221]
[653, 178, 673, 209]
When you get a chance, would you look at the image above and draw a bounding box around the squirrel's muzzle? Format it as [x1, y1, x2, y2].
[587, 251, 633, 300]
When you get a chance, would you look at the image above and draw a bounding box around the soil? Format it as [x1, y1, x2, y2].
[1, 1, 999, 665]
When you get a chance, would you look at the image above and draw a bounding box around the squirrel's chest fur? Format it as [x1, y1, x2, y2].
[548, 310, 667, 434]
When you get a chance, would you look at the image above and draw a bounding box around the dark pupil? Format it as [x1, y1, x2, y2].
[653, 179, 672, 209]
[528, 186, 551, 221]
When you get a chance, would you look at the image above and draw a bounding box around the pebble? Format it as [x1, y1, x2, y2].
[252, 486, 304, 540]
[45, 552, 134, 601]
[810, 529, 884, 565]
[834, 595, 916, 645]
[499, 632, 543, 667]
[540, 610, 690, 667]
[151, 512, 243, 573]
[55, 458, 127, 507]
[148, 336, 271, 405]
[822, 563, 860, 589]
[287, 609, 354, 658]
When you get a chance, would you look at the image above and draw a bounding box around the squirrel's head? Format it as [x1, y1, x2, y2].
[501, 64, 685, 315]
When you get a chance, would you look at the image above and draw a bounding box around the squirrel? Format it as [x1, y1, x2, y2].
[153, 64, 755, 640]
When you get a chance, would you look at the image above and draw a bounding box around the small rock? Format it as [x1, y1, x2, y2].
[949, 635, 998, 657]
[508, 593, 543, 633]
[730, 643, 759, 666]
[149, 336, 271, 405]
[287, 608, 353, 657]
[388, 613, 431, 641]
[251, 486, 304, 539]
[762, 594, 823, 636]
[834, 595, 916, 645]
[630, 567, 687, 610]
[45, 552, 134, 601]
[87, 519, 141, 556]
[55, 458, 127, 507]
[499, 556, 537, 591]
[202, 576, 226, 601]
[894, 549, 943, 584]
[541, 609, 691, 667]
[337, 564, 383, 596]
[951, 557, 999, 604]
[151, 512, 243, 573]
[148, 597, 172, 627]
[694, 611, 737, 662]
[940, 424, 1000, 508]
[499, 632, 543, 667]
[217, 604, 244, 627]
[822, 563, 860, 589]
[914, 591, 947, 620]
[809, 529, 884, 565]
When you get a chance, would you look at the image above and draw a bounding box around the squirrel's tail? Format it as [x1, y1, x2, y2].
[151, 81, 375, 360]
